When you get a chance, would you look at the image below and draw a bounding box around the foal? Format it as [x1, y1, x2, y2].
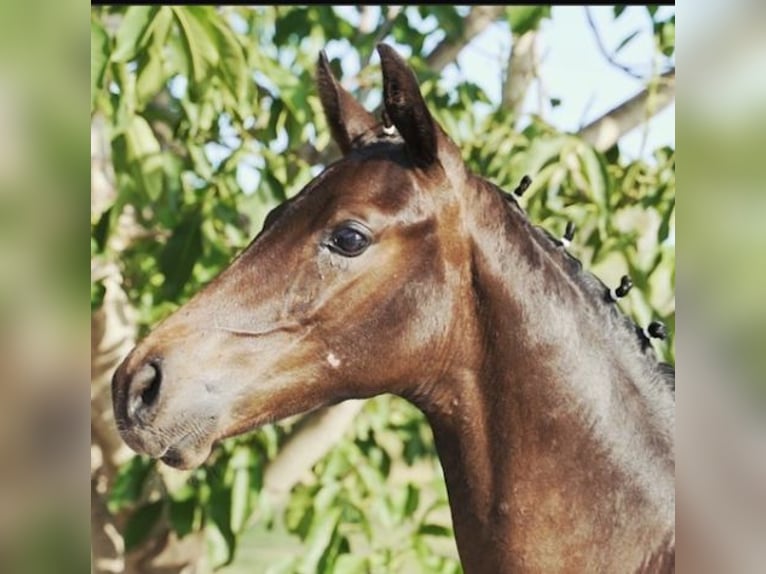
[113, 44, 675, 572]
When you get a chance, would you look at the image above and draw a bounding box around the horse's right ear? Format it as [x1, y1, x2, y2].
[316, 51, 378, 155]
[377, 43, 463, 175]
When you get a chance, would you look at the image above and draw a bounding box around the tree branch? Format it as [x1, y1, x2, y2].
[585, 7, 647, 80]
[360, 6, 404, 70]
[577, 69, 675, 152]
[426, 6, 506, 72]
[502, 29, 538, 119]
[262, 400, 366, 504]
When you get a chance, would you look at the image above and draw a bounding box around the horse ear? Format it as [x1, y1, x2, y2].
[377, 43, 439, 168]
[316, 51, 378, 155]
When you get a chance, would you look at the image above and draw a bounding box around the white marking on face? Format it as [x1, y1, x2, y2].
[327, 352, 341, 369]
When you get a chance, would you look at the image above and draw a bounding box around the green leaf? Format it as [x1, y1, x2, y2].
[658, 197, 675, 243]
[314, 481, 343, 514]
[334, 554, 369, 574]
[91, 19, 110, 110]
[206, 479, 237, 567]
[604, 142, 620, 165]
[657, 18, 675, 57]
[320, 446, 352, 480]
[171, 7, 217, 85]
[426, 6, 465, 40]
[251, 48, 300, 91]
[403, 483, 420, 516]
[159, 209, 203, 300]
[150, 7, 174, 50]
[389, 482, 420, 523]
[511, 134, 569, 182]
[125, 114, 161, 159]
[123, 501, 164, 551]
[136, 46, 166, 108]
[287, 502, 315, 540]
[615, 29, 640, 54]
[123, 114, 163, 201]
[506, 6, 551, 36]
[229, 447, 252, 533]
[301, 507, 342, 573]
[261, 168, 287, 203]
[206, 519, 235, 568]
[169, 496, 196, 538]
[318, 530, 349, 573]
[107, 456, 154, 512]
[418, 523, 452, 538]
[208, 15, 249, 105]
[613, 5, 627, 19]
[91, 280, 106, 311]
[92, 207, 112, 252]
[578, 143, 609, 213]
[112, 6, 160, 63]
[273, 7, 311, 46]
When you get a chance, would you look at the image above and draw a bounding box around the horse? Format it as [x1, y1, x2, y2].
[112, 43, 675, 573]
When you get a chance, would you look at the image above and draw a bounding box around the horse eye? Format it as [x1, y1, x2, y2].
[328, 225, 371, 257]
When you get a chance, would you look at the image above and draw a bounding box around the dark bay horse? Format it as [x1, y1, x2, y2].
[112, 44, 675, 573]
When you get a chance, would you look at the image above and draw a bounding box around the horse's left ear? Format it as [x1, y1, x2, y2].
[377, 43, 462, 172]
[317, 50, 378, 155]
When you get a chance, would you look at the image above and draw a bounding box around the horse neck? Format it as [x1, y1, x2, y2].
[416, 180, 675, 572]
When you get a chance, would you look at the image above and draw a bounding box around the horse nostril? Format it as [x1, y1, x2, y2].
[128, 361, 162, 420]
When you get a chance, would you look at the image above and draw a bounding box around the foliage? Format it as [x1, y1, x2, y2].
[91, 6, 674, 571]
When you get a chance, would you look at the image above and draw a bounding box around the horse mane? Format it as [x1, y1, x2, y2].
[478, 177, 676, 395]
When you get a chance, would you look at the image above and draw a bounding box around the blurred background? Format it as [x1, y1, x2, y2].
[4, 2, 765, 572]
[0, 0, 89, 573]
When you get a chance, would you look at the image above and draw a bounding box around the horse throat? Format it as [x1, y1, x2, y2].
[417, 188, 675, 573]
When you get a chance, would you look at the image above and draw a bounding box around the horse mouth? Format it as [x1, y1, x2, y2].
[119, 414, 218, 469]
[159, 432, 215, 470]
